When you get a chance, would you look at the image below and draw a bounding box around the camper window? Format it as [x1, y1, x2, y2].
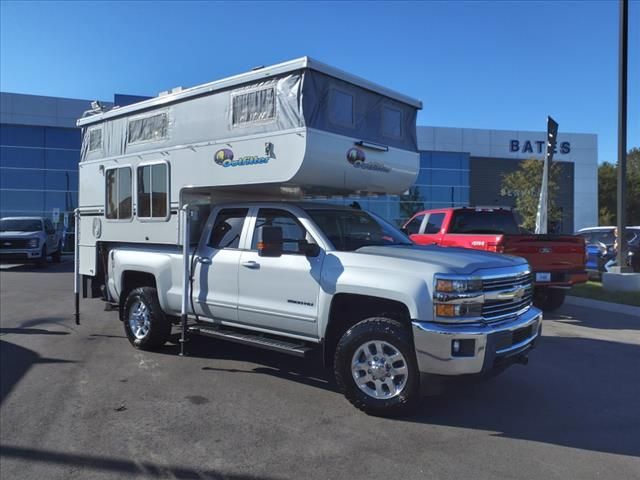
[329, 88, 354, 128]
[382, 106, 402, 138]
[88, 128, 103, 152]
[127, 112, 168, 144]
[137, 163, 169, 219]
[232, 86, 276, 126]
[105, 166, 132, 220]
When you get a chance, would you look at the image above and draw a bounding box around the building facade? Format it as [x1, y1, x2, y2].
[1, 92, 598, 238]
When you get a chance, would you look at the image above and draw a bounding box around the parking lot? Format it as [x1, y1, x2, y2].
[1, 260, 639, 480]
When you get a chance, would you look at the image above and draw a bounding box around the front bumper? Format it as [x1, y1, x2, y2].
[0, 249, 43, 262]
[412, 307, 542, 376]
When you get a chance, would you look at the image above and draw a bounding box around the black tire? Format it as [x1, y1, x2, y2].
[51, 243, 62, 263]
[533, 287, 566, 311]
[334, 317, 420, 417]
[36, 246, 47, 268]
[122, 286, 171, 350]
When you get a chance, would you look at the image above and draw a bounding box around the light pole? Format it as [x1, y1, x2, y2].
[615, 0, 630, 272]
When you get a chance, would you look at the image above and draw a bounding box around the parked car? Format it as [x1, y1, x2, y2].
[402, 207, 588, 311]
[0, 217, 63, 266]
[576, 226, 640, 275]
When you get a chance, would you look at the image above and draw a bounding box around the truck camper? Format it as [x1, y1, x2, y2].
[76, 57, 542, 416]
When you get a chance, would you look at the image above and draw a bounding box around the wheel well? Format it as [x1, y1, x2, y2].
[119, 271, 157, 319]
[323, 293, 411, 367]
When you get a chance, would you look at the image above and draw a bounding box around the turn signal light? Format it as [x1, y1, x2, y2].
[436, 304, 456, 317]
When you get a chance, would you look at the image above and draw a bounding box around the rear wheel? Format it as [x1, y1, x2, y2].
[533, 287, 566, 311]
[334, 317, 420, 417]
[123, 286, 171, 350]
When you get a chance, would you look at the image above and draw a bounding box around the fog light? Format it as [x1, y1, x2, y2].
[451, 339, 475, 357]
[452, 340, 460, 353]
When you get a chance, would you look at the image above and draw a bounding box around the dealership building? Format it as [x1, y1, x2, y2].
[1, 91, 598, 236]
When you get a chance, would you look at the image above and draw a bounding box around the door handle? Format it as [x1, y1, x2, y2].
[197, 256, 212, 265]
[242, 260, 260, 269]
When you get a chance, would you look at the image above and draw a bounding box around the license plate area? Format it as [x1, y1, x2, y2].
[536, 272, 551, 282]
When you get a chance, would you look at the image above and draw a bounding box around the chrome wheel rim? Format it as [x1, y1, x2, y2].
[351, 340, 408, 400]
[128, 301, 151, 340]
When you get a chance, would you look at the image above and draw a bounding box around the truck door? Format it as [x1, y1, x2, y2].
[44, 219, 57, 252]
[414, 212, 446, 245]
[237, 208, 322, 338]
[192, 208, 248, 322]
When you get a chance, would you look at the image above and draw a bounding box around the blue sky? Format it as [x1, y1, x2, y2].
[1, 0, 638, 163]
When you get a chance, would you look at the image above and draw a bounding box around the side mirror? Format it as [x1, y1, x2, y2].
[257, 226, 283, 257]
[400, 226, 409, 235]
[300, 240, 321, 257]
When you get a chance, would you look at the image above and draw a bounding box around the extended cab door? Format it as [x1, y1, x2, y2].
[237, 208, 323, 338]
[412, 211, 447, 245]
[192, 208, 248, 322]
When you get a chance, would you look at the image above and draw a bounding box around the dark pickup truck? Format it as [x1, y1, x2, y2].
[402, 207, 588, 311]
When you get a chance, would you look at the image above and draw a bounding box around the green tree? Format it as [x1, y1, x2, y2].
[501, 158, 563, 232]
[399, 186, 424, 221]
[598, 148, 640, 225]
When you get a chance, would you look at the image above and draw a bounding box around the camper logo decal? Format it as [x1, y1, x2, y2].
[214, 148, 270, 168]
[346, 147, 390, 173]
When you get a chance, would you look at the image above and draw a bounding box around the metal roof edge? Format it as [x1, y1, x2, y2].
[77, 56, 422, 127]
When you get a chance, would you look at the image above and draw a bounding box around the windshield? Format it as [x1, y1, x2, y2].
[306, 208, 412, 252]
[449, 209, 520, 235]
[0, 219, 43, 232]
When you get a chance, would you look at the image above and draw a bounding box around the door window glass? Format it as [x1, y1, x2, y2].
[424, 213, 445, 234]
[252, 209, 307, 254]
[105, 167, 132, 220]
[137, 163, 168, 218]
[208, 209, 248, 249]
[404, 214, 424, 235]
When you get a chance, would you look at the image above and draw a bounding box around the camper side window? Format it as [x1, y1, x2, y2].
[329, 88, 354, 127]
[88, 128, 103, 152]
[105, 167, 132, 220]
[137, 163, 169, 219]
[127, 112, 168, 144]
[231, 87, 276, 126]
[382, 106, 402, 138]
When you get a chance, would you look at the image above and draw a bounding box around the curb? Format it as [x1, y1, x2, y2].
[565, 295, 640, 317]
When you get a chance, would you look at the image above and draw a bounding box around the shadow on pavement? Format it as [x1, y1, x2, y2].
[0, 445, 280, 480]
[0, 261, 73, 273]
[406, 335, 640, 458]
[550, 306, 640, 331]
[0, 328, 69, 336]
[0, 339, 75, 405]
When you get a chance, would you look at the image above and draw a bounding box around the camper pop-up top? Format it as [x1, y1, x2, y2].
[76, 57, 542, 416]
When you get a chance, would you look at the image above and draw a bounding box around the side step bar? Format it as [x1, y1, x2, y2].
[188, 325, 315, 358]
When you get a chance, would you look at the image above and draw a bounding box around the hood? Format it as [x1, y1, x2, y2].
[356, 245, 527, 275]
[0, 231, 42, 237]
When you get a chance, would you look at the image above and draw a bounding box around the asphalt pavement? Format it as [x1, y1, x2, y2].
[1, 260, 639, 480]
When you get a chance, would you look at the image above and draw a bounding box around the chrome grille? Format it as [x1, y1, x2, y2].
[0, 238, 30, 249]
[482, 272, 533, 322]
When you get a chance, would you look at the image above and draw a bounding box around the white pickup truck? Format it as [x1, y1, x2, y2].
[0, 216, 63, 266]
[107, 202, 542, 416]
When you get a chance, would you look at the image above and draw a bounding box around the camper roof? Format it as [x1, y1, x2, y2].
[78, 56, 423, 127]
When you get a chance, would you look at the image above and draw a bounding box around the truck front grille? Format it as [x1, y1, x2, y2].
[0, 238, 30, 249]
[482, 272, 533, 322]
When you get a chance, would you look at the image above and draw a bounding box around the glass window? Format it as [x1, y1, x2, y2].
[0, 190, 44, 214]
[128, 112, 168, 144]
[45, 128, 80, 149]
[419, 151, 432, 169]
[232, 87, 276, 126]
[89, 128, 102, 152]
[252, 209, 307, 254]
[45, 149, 79, 170]
[0, 168, 45, 190]
[416, 169, 430, 185]
[137, 163, 168, 218]
[404, 214, 424, 235]
[431, 152, 459, 169]
[105, 167, 132, 220]
[0, 125, 45, 147]
[449, 209, 520, 235]
[382, 106, 402, 138]
[330, 89, 354, 127]
[431, 170, 462, 186]
[208, 208, 248, 249]
[0, 218, 43, 232]
[45, 170, 78, 191]
[424, 213, 445, 234]
[1, 146, 45, 169]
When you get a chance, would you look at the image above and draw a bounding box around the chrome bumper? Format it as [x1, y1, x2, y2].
[412, 307, 542, 376]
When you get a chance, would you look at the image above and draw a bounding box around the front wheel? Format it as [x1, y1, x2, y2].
[36, 246, 47, 268]
[123, 286, 171, 350]
[51, 242, 62, 263]
[533, 287, 566, 311]
[334, 317, 420, 417]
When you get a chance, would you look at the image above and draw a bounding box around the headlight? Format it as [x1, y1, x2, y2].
[433, 274, 483, 320]
[28, 238, 39, 248]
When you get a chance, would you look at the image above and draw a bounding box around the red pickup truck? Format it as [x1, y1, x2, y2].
[402, 207, 588, 311]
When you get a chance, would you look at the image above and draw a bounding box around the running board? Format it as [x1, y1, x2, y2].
[188, 325, 314, 358]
